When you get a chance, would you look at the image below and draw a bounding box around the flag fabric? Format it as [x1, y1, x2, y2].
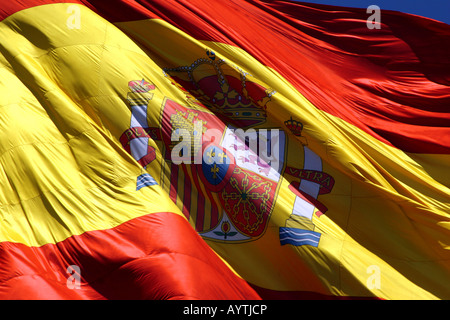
[0, 0, 449, 300]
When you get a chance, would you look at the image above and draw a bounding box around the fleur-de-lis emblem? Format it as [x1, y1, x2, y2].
[206, 149, 216, 159]
[211, 164, 220, 179]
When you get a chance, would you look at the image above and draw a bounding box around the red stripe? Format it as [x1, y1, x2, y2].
[0, 212, 260, 300]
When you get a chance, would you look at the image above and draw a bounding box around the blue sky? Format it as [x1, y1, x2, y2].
[297, 0, 450, 25]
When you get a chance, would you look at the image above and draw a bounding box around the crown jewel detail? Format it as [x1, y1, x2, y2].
[284, 117, 303, 136]
[163, 50, 275, 128]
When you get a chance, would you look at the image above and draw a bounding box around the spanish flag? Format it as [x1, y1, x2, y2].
[0, 0, 449, 300]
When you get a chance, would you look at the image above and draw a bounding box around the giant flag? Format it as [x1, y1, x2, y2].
[0, 0, 449, 300]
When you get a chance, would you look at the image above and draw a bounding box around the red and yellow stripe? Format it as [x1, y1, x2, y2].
[0, 0, 449, 300]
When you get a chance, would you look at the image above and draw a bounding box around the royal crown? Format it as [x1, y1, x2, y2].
[163, 50, 275, 128]
[284, 117, 303, 136]
[127, 79, 155, 106]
